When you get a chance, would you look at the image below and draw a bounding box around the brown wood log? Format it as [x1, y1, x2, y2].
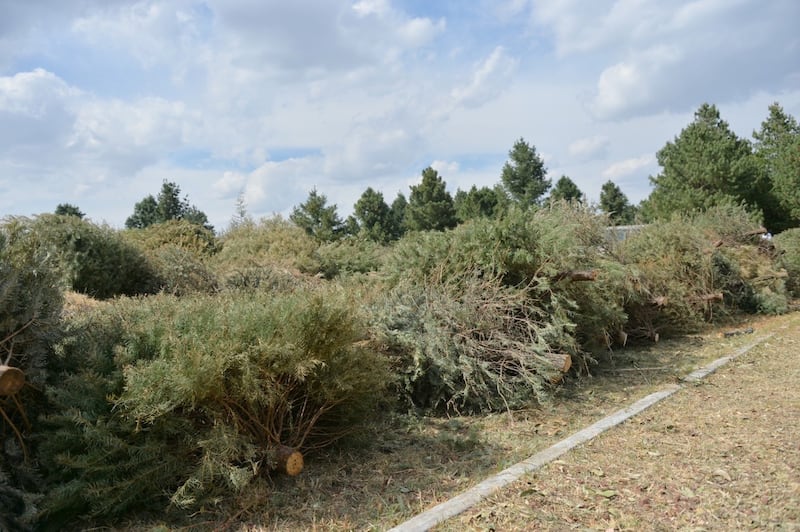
[274, 445, 304, 476]
[553, 269, 598, 282]
[544, 353, 572, 374]
[0, 365, 25, 395]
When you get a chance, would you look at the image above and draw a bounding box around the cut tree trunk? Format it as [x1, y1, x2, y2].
[0, 366, 24, 396]
[273, 445, 304, 476]
[553, 270, 598, 282]
[544, 353, 572, 383]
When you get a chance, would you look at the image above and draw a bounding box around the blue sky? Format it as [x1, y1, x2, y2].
[1, 0, 799, 230]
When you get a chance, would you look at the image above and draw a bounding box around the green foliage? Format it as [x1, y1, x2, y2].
[500, 138, 550, 206]
[647, 103, 761, 220]
[405, 167, 457, 232]
[548, 175, 584, 204]
[315, 238, 386, 279]
[617, 204, 787, 338]
[38, 288, 390, 525]
[774, 228, 800, 297]
[211, 216, 321, 283]
[54, 203, 84, 218]
[373, 273, 569, 413]
[389, 192, 408, 239]
[4, 215, 156, 299]
[454, 185, 502, 222]
[599, 180, 636, 225]
[377, 202, 630, 412]
[290, 188, 344, 242]
[753, 103, 800, 232]
[0, 221, 64, 529]
[126, 181, 213, 232]
[354, 187, 393, 243]
[124, 219, 220, 256]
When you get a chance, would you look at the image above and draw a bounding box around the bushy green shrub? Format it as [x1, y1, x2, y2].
[617, 205, 788, 338]
[212, 217, 321, 282]
[314, 237, 386, 278]
[375, 203, 630, 412]
[3, 215, 157, 299]
[372, 273, 574, 413]
[775, 227, 800, 296]
[0, 222, 64, 530]
[123, 219, 220, 256]
[38, 286, 389, 526]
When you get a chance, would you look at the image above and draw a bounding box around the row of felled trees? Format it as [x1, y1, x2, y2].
[289, 101, 798, 244]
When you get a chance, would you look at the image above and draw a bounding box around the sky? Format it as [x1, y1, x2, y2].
[1, 0, 799, 231]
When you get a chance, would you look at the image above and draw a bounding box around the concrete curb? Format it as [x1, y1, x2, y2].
[388, 333, 775, 532]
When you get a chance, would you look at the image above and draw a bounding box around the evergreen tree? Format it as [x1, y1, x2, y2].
[454, 185, 501, 222]
[290, 188, 344, 242]
[405, 167, 457, 232]
[547, 175, 584, 203]
[389, 192, 408, 240]
[501, 138, 550, 206]
[753, 102, 800, 232]
[126, 181, 213, 231]
[354, 187, 392, 242]
[126, 195, 159, 229]
[647, 103, 760, 219]
[55, 203, 85, 218]
[599, 180, 636, 225]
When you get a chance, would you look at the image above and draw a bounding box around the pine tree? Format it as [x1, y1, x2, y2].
[354, 187, 392, 242]
[647, 103, 759, 219]
[753, 102, 800, 232]
[454, 185, 501, 222]
[290, 188, 344, 242]
[501, 138, 550, 207]
[405, 167, 457, 232]
[599, 180, 636, 225]
[547, 175, 584, 204]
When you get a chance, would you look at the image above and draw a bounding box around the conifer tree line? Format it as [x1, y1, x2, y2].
[105, 101, 797, 240]
[288, 101, 800, 242]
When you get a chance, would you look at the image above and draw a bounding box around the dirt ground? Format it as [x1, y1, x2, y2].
[435, 313, 800, 531]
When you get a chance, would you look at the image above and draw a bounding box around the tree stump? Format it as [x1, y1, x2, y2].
[274, 445, 304, 476]
[0, 366, 24, 396]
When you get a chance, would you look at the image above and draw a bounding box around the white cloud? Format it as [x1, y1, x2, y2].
[602, 155, 654, 180]
[352, 0, 390, 17]
[431, 160, 460, 175]
[397, 17, 446, 48]
[567, 135, 609, 161]
[451, 46, 518, 109]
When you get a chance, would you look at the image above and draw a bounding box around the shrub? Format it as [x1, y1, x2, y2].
[617, 206, 788, 338]
[0, 222, 64, 530]
[375, 203, 630, 412]
[372, 272, 574, 413]
[211, 217, 321, 283]
[3, 215, 157, 299]
[38, 286, 389, 526]
[123, 219, 220, 256]
[314, 237, 386, 278]
[775, 228, 800, 297]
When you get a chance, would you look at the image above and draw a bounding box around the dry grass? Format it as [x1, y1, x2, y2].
[132, 313, 798, 531]
[439, 312, 800, 531]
